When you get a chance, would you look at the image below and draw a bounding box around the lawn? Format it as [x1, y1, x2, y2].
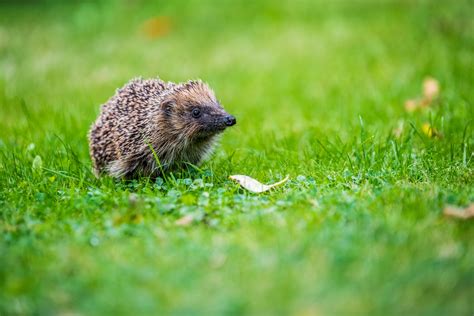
[1, 0, 473, 315]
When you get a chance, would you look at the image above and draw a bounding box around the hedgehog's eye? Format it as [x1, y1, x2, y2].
[191, 108, 201, 118]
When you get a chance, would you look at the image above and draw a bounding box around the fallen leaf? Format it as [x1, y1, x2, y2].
[229, 175, 289, 193]
[421, 123, 442, 138]
[443, 203, 474, 219]
[423, 77, 440, 101]
[404, 99, 419, 113]
[404, 77, 440, 112]
[176, 214, 194, 226]
[32, 155, 43, 173]
[140, 16, 172, 39]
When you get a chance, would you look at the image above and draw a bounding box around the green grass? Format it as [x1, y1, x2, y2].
[1, 0, 473, 315]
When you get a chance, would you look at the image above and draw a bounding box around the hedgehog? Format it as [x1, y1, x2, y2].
[88, 77, 236, 179]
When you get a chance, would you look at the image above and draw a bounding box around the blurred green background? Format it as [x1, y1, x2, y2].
[0, 0, 473, 315]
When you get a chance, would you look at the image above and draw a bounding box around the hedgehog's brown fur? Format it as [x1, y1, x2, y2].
[89, 77, 236, 178]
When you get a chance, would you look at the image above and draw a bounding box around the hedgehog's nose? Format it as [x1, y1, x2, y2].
[225, 115, 236, 126]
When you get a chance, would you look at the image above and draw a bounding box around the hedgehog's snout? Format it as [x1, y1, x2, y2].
[216, 113, 236, 130]
[224, 115, 236, 126]
[203, 112, 236, 134]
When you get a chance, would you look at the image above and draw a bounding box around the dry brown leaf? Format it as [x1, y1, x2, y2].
[140, 16, 172, 39]
[423, 77, 440, 101]
[229, 175, 289, 193]
[443, 203, 474, 219]
[404, 99, 419, 113]
[175, 214, 194, 226]
[404, 77, 440, 112]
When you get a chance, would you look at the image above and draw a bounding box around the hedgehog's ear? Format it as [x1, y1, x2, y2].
[160, 100, 175, 113]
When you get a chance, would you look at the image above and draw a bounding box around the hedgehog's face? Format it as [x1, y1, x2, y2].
[184, 102, 236, 139]
[162, 81, 236, 141]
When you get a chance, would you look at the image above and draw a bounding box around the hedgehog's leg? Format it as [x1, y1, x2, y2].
[107, 151, 149, 179]
[90, 150, 112, 178]
[107, 159, 133, 179]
